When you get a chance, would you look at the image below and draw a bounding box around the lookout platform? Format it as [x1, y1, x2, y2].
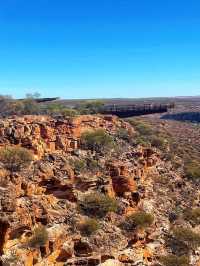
[100, 103, 174, 118]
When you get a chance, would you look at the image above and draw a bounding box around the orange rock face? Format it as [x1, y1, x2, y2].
[0, 115, 135, 158]
[0, 114, 165, 266]
[112, 175, 136, 194]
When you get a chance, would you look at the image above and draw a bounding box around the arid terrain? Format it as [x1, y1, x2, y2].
[0, 97, 200, 265]
[137, 97, 200, 162]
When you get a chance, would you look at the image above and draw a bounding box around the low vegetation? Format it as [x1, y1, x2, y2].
[0, 97, 42, 116]
[122, 211, 154, 231]
[78, 218, 100, 236]
[70, 158, 86, 174]
[128, 115, 200, 177]
[20, 98, 41, 115]
[150, 135, 166, 149]
[0, 93, 80, 117]
[86, 158, 100, 173]
[173, 227, 200, 249]
[27, 225, 48, 248]
[46, 103, 78, 117]
[0, 146, 33, 172]
[184, 160, 200, 180]
[159, 254, 189, 266]
[129, 120, 153, 136]
[69, 157, 100, 174]
[183, 208, 200, 226]
[128, 119, 167, 150]
[79, 192, 118, 218]
[60, 108, 78, 117]
[76, 100, 104, 114]
[115, 128, 132, 142]
[81, 129, 114, 153]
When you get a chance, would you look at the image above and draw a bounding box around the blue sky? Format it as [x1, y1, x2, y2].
[0, 0, 200, 99]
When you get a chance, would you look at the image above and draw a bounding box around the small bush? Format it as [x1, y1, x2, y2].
[184, 160, 200, 180]
[135, 136, 150, 147]
[27, 225, 48, 248]
[46, 103, 63, 115]
[79, 192, 118, 218]
[76, 100, 104, 114]
[70, 158, 100, 174]
[122, 211, 154, 231]
[46, 103, 78, 117]
[0, 146, 33, 171]
[183, 208, 200, 226]
[61, 108, 78, 117]
[3, 98, 41, 115]
[81, 129, 114, 153]
[116, 128, 131, 142]
[129, 120, 153, 136]
[159, 254, 189, 266]
[173, 227, 200, 249]
[78, 218, 100, 236]
[86, 158, 100, 173]
[70, 158, 86, 173]
[149, 135, 166, 149]
[128, 119, 167, 150]
[21, 98, 41, 115]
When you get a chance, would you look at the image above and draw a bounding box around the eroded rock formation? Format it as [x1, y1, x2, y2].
[0, 115, 199, 265]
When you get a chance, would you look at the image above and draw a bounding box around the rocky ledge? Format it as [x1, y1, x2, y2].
[0, 115, 199, 266]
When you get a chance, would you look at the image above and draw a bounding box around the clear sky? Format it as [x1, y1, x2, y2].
[0, 0, 200, 99]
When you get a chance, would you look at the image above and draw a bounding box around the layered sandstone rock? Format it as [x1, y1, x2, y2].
[1, 114, 198, 265]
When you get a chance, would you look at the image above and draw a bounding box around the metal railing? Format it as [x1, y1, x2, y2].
[102, 103, 174, 112]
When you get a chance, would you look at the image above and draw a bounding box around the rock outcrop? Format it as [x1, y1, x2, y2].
[0, 114, 199, 265]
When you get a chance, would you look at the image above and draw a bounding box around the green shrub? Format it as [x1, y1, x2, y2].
[149, 135, 166, 149]
[122, 211, 154, 231]
[27, 225, 48, 248]
[70, 158, 86, 173]
[173, 227, 200, 249]
[0, 146, 33, 171]
[116, 128, 131, 142]
[46, 103, 63, 114]
[129, 120, 153, 136]
[183, 208, 200, 226]
[70, 158, 100, 174]
[21, 98, 41, 115]
[81, 129, 114, 153]
[128, 119, 167, 149]
[46, 103, 78, 117]
[159, 254, 189, 266]
[86, 158, 100, 172]
[5, 98, 41, 115]
[78, 218, 100, 236]
[79, 192, 118, 218]
[76, 100, 104, 114]
[184, 160, 200, 180]
[135, 136, 150, 147]
[61, 108, 78, 117]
